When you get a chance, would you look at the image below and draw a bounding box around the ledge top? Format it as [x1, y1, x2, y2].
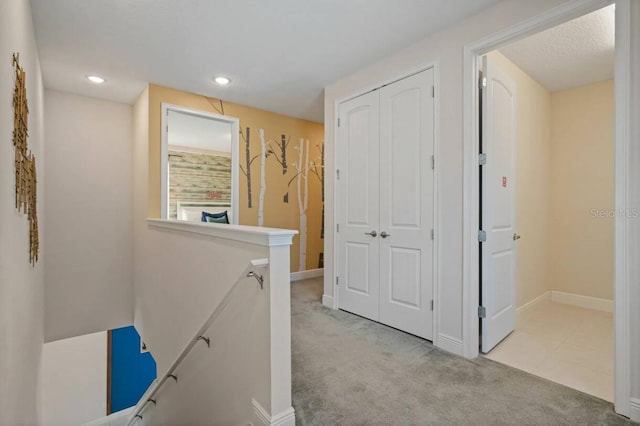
[146, 219, 298, 247]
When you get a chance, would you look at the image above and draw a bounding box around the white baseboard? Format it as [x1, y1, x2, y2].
[290, 268, 323, 282]
[630, 398, 640, 422]
[550, 291, 613, 313]
[252, 399, 296, 426]
[322, 294, 334, 308]
[517, 291, 551, 315]
[437, 334, 464, 356]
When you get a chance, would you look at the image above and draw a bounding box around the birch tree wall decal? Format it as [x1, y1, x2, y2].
[310, 142, 325, 239]
[240, 127, 253, 208]
[295, 139, 310, 271]
[258, 129, 267, 226]
[238, 127, 264, 209]
[267, 134, 290, 175]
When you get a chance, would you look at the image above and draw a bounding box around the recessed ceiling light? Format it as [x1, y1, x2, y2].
[87, 75, 106, 84]
[214, 76, 231, 85]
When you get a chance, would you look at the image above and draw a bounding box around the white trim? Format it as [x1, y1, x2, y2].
[160, 103, 240, 224]
[146, 219, 297, 247]
[290, 268, 323, 282]
[614, 0, 633, 417]
[431, 60, 441, 347]
[550, 291, 613, 313]
[321, 294, 334, 308]
[462, 0, 631, 417]
[252, 399, 296, 426]
[630, 398, 640, 422]
[436, 334, 464, 356]
[516, 291, 550, 315]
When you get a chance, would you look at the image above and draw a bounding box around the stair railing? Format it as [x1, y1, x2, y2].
[126, 258, 270, 425]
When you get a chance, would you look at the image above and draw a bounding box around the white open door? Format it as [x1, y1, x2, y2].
[337, 90, 381, 321]
[378, 69, 434, 340]
[481, 55, 517, 353]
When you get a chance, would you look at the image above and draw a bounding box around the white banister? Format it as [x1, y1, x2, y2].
[131, 219, 297, 425]
[146, 219, 297, 247]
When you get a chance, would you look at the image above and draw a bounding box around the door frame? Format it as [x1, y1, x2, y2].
[461, 0, 634, 417]
[332, 60, 441, 346]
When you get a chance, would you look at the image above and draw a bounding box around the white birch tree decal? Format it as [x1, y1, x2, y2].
[294, 138, 310, 271]
[258, 129, 267, 226]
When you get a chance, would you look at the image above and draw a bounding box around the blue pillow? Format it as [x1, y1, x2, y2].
[201, 210, 229, 224]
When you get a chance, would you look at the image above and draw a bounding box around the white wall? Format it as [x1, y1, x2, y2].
[44, 90, 133, 342]
[324, 0, 568, 354]
[41, 331, 107, 426]
[0, 0, 46, 423]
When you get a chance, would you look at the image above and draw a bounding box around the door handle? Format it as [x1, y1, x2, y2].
[380, 231, 390, 238]
[513, 234, 521, 240]
[365, 231, 377, 237]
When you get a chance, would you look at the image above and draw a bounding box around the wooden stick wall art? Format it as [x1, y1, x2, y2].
[12, 53, 39, 265]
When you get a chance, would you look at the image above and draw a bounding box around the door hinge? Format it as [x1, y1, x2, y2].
[336, 169, 340, 180]
[430, 229, 434, 240]
[337, 118, 341, 127]
[478, 153, 487, 165]
[478, 306, 486, 318]
[479, 76, 487, 89]
[430, 300, 434, 311]
[432, 86, 435, 98]
[336, 224, 339, 232]
[478, 230, 486, 242]
[336, 276, 339, 286]
[431, 155, 435, 170]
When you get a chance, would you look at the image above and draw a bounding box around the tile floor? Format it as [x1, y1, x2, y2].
[484, 299, 614, 401]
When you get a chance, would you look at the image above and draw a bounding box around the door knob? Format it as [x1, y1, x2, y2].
[380, 231, 390, 238]
[365, 231, 377, 237]
[513, 234, 521, 240]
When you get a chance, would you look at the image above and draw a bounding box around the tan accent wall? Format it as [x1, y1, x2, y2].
[145, 84, 324, 272]
[549, 80, 614, 300]
[489, 52, 553, 308]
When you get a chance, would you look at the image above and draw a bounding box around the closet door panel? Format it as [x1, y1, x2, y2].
[379, 69, 435, 340]
[337, 90, 381, 321]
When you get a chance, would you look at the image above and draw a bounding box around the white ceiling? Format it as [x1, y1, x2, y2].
[30, 0, 501, 123]
[499, 5, 614, 93]
[168, 110, 232, 153]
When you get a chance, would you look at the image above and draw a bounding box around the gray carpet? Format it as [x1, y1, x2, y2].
[291, 277, 634, 426]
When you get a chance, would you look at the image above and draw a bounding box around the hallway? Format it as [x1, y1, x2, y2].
[291, 278, 629, 425]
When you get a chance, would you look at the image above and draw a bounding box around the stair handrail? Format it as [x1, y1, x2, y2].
[126, 257, 270, 425]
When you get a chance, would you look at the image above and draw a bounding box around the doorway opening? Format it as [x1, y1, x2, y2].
[477, 5, 615, 401]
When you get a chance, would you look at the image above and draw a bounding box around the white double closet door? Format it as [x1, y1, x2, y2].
[337, 69, 435, 340]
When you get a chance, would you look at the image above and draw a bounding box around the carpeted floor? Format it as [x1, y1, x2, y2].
[291, 277, 634, 425]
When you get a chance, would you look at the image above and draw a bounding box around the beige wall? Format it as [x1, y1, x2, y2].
[44, 90, 134, 342]
[41, 332, 107, 426]
[550, 80, 614, 300]
[0, 0, 46, 422]
[489, 52, 553, 308]
[144, 84, 324, 272]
